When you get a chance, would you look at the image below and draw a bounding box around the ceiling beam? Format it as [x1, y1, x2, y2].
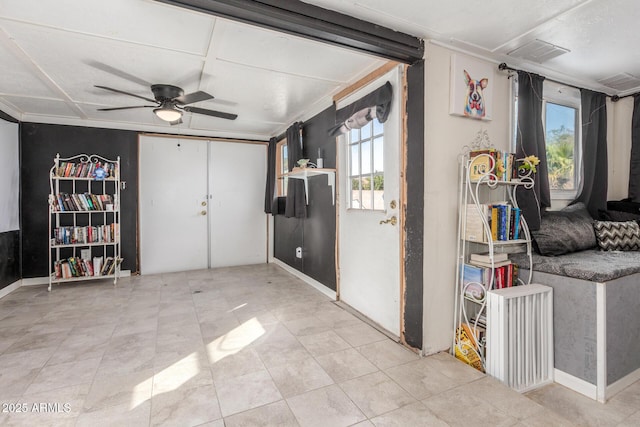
[153, 0, 424, 64]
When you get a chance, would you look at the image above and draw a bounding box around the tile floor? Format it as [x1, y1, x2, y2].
[0, 264, 638, 426]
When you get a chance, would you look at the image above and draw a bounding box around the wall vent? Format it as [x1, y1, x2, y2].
[507, 39, 570, 63]
[597, 73, 640, 92]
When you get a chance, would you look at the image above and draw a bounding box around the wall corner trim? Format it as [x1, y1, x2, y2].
[271, 258, 337, 300]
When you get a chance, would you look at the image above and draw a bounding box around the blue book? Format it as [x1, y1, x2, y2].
[512, 207, 521, 240]
[462, 264, 486, 300]
[497, 204, 508, 241]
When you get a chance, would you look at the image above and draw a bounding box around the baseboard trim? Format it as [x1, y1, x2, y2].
[271, 259, 337, 300]
[21, 270, 132, 286]
[21, 277, 49, 286]
[606, 367, 640, 400]
[0, 280, 22, 299]
[554, 369, 597, 400]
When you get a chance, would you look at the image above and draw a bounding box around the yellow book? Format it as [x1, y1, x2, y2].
[490, 206, 498, 241]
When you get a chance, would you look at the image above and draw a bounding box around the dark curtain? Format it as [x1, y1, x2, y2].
[573, 89, 608, 217]
[328, 81, 393, 136]
[515, 71, 550, 230]
[285, 122, 306, 218]
[264, 136, 277, 214]
[629, 94, 640, 202]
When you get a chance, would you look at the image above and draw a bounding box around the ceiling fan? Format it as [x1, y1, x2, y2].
[95, 84, 237, 125]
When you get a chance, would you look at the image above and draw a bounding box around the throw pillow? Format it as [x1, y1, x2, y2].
[532, 202, 597, 256]
[593, 221, 640, 251]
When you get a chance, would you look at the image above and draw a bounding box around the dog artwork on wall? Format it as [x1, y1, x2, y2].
[463, 70, 488, 119]
[450, 54, 493, 120]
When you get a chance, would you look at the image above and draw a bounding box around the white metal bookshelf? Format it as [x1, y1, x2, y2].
[48, 153, 122, 291]
[452, 140, 535, 373]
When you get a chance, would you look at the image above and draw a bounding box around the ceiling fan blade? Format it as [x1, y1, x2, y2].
[169, 118, 183, 126]
[95, 85, 156, 103]
[184, 106, 237, 120]
[175, 91, 214, 105]
[87, 61, 150, 87]
[97, 105, 155, 111]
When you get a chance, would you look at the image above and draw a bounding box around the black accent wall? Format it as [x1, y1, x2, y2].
[20, 123, 138, 278]
[272, 63, 425, 349]
[274, 105, 337, 290]
[0, 231, 20, 289]
[403, 61, 425, 349]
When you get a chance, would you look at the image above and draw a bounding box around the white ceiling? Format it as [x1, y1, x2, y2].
[1, 0, 639, 139]
[0, 0, 387, 140]
[305, 0, 640, 95]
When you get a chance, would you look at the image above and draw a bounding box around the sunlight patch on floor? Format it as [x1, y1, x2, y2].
[207, 317, 265, 363]
[151, 352, 202, 396]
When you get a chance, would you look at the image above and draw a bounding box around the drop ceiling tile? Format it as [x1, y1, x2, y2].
[305, 0, 587, 51]
[189, 114, 283, 137]
[0, 33, 59, 98]
[214, 20, 387, 83]
[0, 0, 214, 55]
[517, 0, 640, 84]
[202, 60, 340, 125]
[1, 20, 207, 106]
[4, 96, 78, 117]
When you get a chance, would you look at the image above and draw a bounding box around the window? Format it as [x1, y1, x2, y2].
[347, 118, 384, 210]
[543, 81, 581, 199]
[276, 139, 288, 196]
[512, 79, 581, 199]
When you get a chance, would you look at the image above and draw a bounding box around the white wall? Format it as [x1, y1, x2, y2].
[609, 97, 633, 201]
[422, 43, 511, 354]
[0, 119, 19, 232]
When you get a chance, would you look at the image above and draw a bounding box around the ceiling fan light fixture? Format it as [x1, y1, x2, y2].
[154, 105, 182, 122]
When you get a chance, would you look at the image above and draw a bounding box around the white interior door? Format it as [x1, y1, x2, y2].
[209, 141, 267, 267]
[338, 67, 403, 337]
[139, 136, 209, 275]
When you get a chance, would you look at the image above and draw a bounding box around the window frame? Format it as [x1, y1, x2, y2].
[511, 79, 582, 200]
[542, 81, 582, 200]
[275, 139, 288, 197]
[346, 118, 385, 211]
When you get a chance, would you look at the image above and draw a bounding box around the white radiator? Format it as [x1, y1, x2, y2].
[486, 284, 554, 392]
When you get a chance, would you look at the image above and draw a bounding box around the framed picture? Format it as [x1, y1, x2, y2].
[450, 54, 494, 120]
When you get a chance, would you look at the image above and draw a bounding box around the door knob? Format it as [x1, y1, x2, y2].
[200, 210, 207, 216]
[379, 216, 397, 226]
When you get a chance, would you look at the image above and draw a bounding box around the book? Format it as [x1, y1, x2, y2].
[462, 264, 485, 285]
[470, 252, 508, 263]
[490, 206, 499, 241]
[468, 149, 496, 181]
[512, 207, 522, 240]
[465, 204, 488, 242]
[454, 323, 484, 373]
[497, 204, 508, 241]
[93, 256, 103, 276]
[470, 259, 512, 268]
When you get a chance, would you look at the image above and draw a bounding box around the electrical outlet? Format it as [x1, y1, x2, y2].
[295, 247, 302, 259]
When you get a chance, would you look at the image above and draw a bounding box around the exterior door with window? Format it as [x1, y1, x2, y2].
[338, 66, 403, 337]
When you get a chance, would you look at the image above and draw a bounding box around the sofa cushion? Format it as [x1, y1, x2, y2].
[593, 220, 640, 251]
[532, 203, 597, 256]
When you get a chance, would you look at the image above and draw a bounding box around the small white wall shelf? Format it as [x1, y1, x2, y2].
[285, 167, 336, 205]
